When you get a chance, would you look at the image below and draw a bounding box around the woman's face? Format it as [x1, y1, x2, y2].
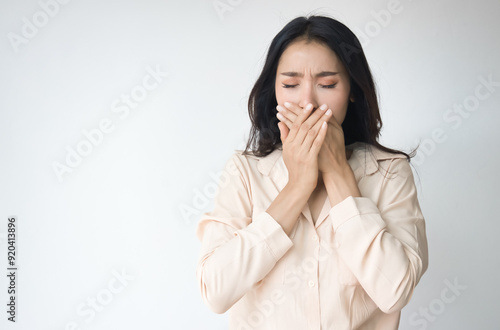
[274, 39, 353, 125]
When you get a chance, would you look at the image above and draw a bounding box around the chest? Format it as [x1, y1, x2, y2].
[308, 187, 328, 224]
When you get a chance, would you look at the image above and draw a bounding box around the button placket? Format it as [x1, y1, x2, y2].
[334, 232, 341, 248]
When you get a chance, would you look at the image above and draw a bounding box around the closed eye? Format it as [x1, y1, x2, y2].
[282, 84, 337, 88]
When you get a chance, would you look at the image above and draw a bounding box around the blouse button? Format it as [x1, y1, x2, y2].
[312, 235, 318, 241]
[308, 280, 315, 288]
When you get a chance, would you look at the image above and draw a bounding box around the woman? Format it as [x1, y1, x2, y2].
[196, 14, 428, 330]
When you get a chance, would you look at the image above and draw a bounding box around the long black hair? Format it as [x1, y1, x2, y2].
[242, 14, 418, 164]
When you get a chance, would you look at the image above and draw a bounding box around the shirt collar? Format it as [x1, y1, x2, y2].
[256, 141, 407, 180]
[251, 142, 406, 230]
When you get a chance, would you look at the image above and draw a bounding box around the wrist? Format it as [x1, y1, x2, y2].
[285, 182, 314, 198]
[321, 162, 352, 179]
[322, 166, 361, 207]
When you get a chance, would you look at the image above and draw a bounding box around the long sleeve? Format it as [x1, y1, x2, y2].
[195, 153, 294, 314]
[329, 158, 429, 314]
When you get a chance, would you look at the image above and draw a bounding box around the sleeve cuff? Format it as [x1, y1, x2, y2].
[250, 211, 294, 261]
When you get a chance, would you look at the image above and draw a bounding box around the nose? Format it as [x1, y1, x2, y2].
[298, 82, 319, 111]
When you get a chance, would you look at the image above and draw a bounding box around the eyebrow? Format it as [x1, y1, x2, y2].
[279, 71, 339, 78]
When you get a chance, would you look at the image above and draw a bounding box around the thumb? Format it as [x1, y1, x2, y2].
[278, 122, 289, 144]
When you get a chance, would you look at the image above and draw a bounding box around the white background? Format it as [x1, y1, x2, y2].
[1, 0, 499, 329]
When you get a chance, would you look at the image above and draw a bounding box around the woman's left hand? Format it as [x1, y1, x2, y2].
[276, 101, 350, 175]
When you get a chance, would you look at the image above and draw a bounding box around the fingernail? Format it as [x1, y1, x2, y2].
[276, 105, 283, 112]
[277, 113, 284, 120]
[325, 109, 332, 115]
[284, 102, 291, 108]
[320, 104, 328, 111]
[305, 103, 313, 111]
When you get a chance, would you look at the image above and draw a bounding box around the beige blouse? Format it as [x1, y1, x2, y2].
[195, 141, 429, 329]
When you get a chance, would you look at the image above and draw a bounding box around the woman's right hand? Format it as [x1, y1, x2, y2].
[276, 102, 332, 193]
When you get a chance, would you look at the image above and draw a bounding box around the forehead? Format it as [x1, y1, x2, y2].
[277, 39, 343, 71]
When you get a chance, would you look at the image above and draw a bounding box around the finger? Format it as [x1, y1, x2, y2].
[280, 105, 299, 129]
[284, 101, 326, 120]
[294, 104, 329, 147]
[276, 105, 295, 130]
[304, 104, 330, 128]
[281, 102, 301, 118]
[285, 102, 314, 144]
[327, 109, 341, 128]
[302, 107, 333, 154]
[276, 108, 293, 130]
[310, 119, 328, 155]
[277, 121, 289, 144]
[277, 121, 284, 144]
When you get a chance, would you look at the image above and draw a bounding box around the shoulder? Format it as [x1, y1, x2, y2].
[231, 148, 282, 177]
[349, 142, 410, 178]
[352, 142, 407, 161]
[228, 149, 259, 171]
[216, 149, 268, 183]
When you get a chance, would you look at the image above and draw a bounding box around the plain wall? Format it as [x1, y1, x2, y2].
[1, 0, 499, 329]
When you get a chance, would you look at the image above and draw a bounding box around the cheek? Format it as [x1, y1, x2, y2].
[275, 92, 283, 104]
[275, 83, 284, 103]
[275, 92, 286, 105]
[328, 106, 348, 125]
